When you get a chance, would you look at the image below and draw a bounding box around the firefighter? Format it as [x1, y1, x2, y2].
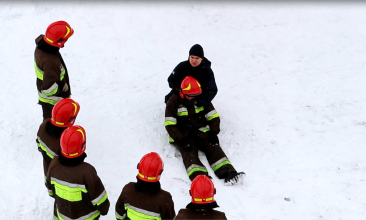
[36, 98, 80, 185]
[46, 125, 110, 219]
[34, 21, 74, 119]
[165, 44, 218, 106]
[115, 152, 176, 220]
[174, 175, 227, 219]
[165, 76, 244, 185]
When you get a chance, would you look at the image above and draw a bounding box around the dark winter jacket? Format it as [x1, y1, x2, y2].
[167, 58, 217, 107]
[46, 154, 110, 220]
[36, 118, 66, 177]
[174, 208, 227, 220]
[34, 35, 71, 108]
[165, 93, 220, 143]
[115, 182, 176, 220]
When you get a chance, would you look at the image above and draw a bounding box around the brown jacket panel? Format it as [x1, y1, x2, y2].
[116, 182, 175, 220]
[35, 35, 71, 108]
[165, 94, 220, 142]
[174, 209, 227, 220]
[46, 157, 110, 219]
[36, 118, 60, 177]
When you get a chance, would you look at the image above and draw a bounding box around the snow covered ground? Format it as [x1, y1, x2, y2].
[1, 1, 366, 219]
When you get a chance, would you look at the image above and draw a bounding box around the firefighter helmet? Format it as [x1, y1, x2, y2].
[190, 175, 216, 204]
[43, 21, 74, 48]
[60, 125, 86, 158]
[51, 98, 80, 127]
[179, 76, 202, 98]
[137, 152, 164, 182]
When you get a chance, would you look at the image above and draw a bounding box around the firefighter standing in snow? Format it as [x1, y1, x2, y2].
[34, 21, 73, 119]
[46, 125, 110, 219]
[165, 44, 218, 106]
[36, 98, 80, 186]
[174, 175, 227, 220]
[165, 76, 244, 185]
[115, 152, 176, 220]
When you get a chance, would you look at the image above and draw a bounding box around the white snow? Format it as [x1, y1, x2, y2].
[1, 1, 366, 219]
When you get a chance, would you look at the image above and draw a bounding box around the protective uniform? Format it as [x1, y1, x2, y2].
[115, 152, 176, 220]
[46, 126, 110, 219]
[165, 77, 237, 181]
[34, 21, 74, 119]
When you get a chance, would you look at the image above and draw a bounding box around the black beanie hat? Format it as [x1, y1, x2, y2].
[189, 44, 204, 59]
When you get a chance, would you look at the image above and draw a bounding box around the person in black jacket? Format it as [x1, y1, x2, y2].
[165, 44, 218, 107]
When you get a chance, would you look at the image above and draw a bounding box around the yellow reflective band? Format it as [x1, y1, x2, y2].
[77, 129, 85, 140]
[196, 81, 201, 87]
[183, 83, 191, 91]
[46, 37, 54, 43]
[55, 121, 64, 125]
[72, 102, 78, 114]
[69, 152, 78, 156]
[206, 197, 213, 201]
[147, 177, 156, 180]
[194, 197, 212, 202]
[194, 198, 202, 202]
[64, 26, 70, 37]
[138, 173, 144, 178]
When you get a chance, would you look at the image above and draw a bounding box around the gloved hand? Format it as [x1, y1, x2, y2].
[177, 136, 193, 152]
[208, 131, 219, 146]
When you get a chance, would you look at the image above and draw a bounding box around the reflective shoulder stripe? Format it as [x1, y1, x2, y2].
[186, 164, 208, 177]
[165, 117, 177, 126]
[41, 82, 59, 96]
[177, 107, 188, 116]
[34, 61, 44, 80]
[51, 177, 88, 202]
[194, 105, 204, 113]
[211, 157, 232, 172]
[38, 91, 63, 105]
[125, 203, 161, 220]
[92, 190, 108, 206]
[116, 211, 126, 220]
[57, 207, 100, 220]
[53, 214, 60, 220]
[198, 125, 210, 133]
[37, 136, 57, 159]
[205, 110, 219, 121]
[60, 65, 66, 81]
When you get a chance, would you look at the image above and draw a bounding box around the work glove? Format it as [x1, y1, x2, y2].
[208, 130, 219, 146]
[177, 136, 193, 152]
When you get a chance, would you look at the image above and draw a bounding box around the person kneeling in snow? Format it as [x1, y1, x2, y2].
[165, 76, 244, 185]
[174, 175, 227, 219]
[46, 125, 110, 220]
[115, 152, 176, 220]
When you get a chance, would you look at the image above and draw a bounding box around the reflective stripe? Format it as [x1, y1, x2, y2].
[169, 137, 174, 143]
[38, 91, 63, 105]
[53, 215, 60, 220]
[194, 105, 204, 113]
[125, 203, 161, 220]
[51, 177, 88, 202]
[91, 190, 108, 206]
[116, 211, 126, 219]
[57, 207, 100, 220]
[164, 117, 177, 126]
[187, 164, 208, 176]
[198, 125, 210, 133]
[48, 189, 54, 196]
[41, 82, 59, 96]
[205, 110, 219, 121]
[177, 107, 188, 116]
[34, 62, 44, 80]
[211, 157, 232, 172]
[60, 65, 66, 81]
[37, 136, 58, 159]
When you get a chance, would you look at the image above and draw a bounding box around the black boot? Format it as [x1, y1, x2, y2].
[224, 171, 245, 186]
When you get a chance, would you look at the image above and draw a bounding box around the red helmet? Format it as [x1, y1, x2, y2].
[137, 152, 164, 182]
[51, 98, 80, 127]
[179, 76, 202, 98]
[60, 125, 86, 158]
[190, 175, 216, 204]
[43, 21, 74, 48]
